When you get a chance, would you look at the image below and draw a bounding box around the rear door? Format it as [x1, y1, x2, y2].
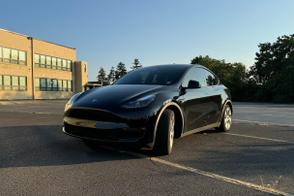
[201, 68, 222, 124]
[181, 67, 222, 132]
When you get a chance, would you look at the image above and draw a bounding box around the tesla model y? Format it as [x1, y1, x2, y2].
[63, 64, 232, 155]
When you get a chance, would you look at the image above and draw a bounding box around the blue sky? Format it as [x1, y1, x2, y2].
[1, 0, 294, 80]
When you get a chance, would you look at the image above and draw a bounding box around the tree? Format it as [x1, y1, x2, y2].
[131, 58, 142, 70]
[191, 55, 248, 100]
[115, 62, 127, 80]
[250, 34, 294, 102]
[97, 67, 106, 85]
[107, 66, 116, 84]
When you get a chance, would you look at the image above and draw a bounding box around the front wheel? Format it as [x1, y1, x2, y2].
[153, 109, 175, 155]
[218, 105, 232, 132]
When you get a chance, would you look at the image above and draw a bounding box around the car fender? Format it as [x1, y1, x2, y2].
[148, 99, 184, 148]
[218, 99, 233, 125]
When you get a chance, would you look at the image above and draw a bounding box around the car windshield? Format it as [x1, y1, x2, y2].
[114, 65, 188, 85]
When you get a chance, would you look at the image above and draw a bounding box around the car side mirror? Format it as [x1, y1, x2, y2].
[187, 80, 201, 89]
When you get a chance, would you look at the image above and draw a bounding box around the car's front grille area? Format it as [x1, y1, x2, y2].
[65, 107, 121, 123]
[64, 123, 144, 141]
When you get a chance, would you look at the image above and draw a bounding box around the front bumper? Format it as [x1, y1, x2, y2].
[63, 117, 146, 142]
[63, 107, 157, 145]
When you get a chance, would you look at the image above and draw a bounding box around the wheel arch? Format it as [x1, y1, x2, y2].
[219, 99, 233, 124]
[152, 101, 184, 146]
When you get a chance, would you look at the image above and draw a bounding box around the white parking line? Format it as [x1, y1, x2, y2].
[224, 133, 294, 145]
[151, 157, 293, 196]
[234, 119, 294, 127]
[101, 146, 293, 196]
[0, 109, 59, 115]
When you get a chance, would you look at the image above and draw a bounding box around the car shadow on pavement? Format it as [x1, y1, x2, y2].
[0, 125, 143, 169]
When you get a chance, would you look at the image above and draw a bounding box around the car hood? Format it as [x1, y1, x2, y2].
[74, 84, 165, 109]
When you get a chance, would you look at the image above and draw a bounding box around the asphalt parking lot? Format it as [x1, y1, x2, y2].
[0, 101, 293, 196]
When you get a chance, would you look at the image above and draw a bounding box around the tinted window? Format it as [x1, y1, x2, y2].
[205, 70, 218, 86]
[182, 67, 218, 87]
[58, 80, 62, 91]
[115, 66, 188, 85]
[47, 79, 53, 91]
[40, 78, 46, 91]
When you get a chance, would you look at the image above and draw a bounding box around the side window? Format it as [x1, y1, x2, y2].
[182, 67, 219, 88]
[202, 69, 218, 86]
[182, 68, 207, 88]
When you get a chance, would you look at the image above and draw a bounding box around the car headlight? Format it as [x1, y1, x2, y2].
[122, 94, 156, 109]
[64, 92, 82, 112]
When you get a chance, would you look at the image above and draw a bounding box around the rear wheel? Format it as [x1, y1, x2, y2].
[218, 105, 232, 132]
[153, 109, 175, 155]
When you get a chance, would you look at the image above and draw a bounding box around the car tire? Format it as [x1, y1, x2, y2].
[153, 109, 175, 155]
[218, 104, 232, 132]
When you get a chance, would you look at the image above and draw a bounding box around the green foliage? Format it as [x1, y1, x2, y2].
[250, 34, 294, 102]
[107, 66, 116, 84]
[191, 33, 294, 103]
[115, 62, 127, 80]
[191, 55, 248, 100]
[131, 58, 142, 70]
[97, 67, 106, 83]
[94, 34, 294, 103]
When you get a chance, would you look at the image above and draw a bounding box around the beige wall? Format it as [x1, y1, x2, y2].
[0, 28, 87, 100]
[0, 29, 33, 100]
[32, 39, 76, 99]
[74, 61, 88, 93]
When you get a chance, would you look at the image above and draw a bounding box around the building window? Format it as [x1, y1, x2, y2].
[19, 51, 26, 65]
[34, 54, 40, 67]
[0, 75, 27, 91]
[19, 77, 26, 90]
[62, 80, 67, 91]
[46, 56, 52, 69]
[3, 76, 11, 90]
[57, 58, 62, 70]
[40, 55, 46, 68]
[58, 80, 62, 91]
[47, 78, 53, 91]
[12, 76, 19, 90]
[0, 46, 26, 65]
[11, 49, 18, 64]
[33, 54, 72, 72]
[34, 78, 40, 91]
[3, 48, 11, 63]
[40, 78, 47, 91]
[67, 80, 71, 91]
[35, 78, 72, 92]
[67, 60, 71, 71]
[0, 75, 2, 90]
[52, 79, 58, 91]
[52, 57, 57, 69]
[0, 47, 2, 62]
[62, 59, 67, 71]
